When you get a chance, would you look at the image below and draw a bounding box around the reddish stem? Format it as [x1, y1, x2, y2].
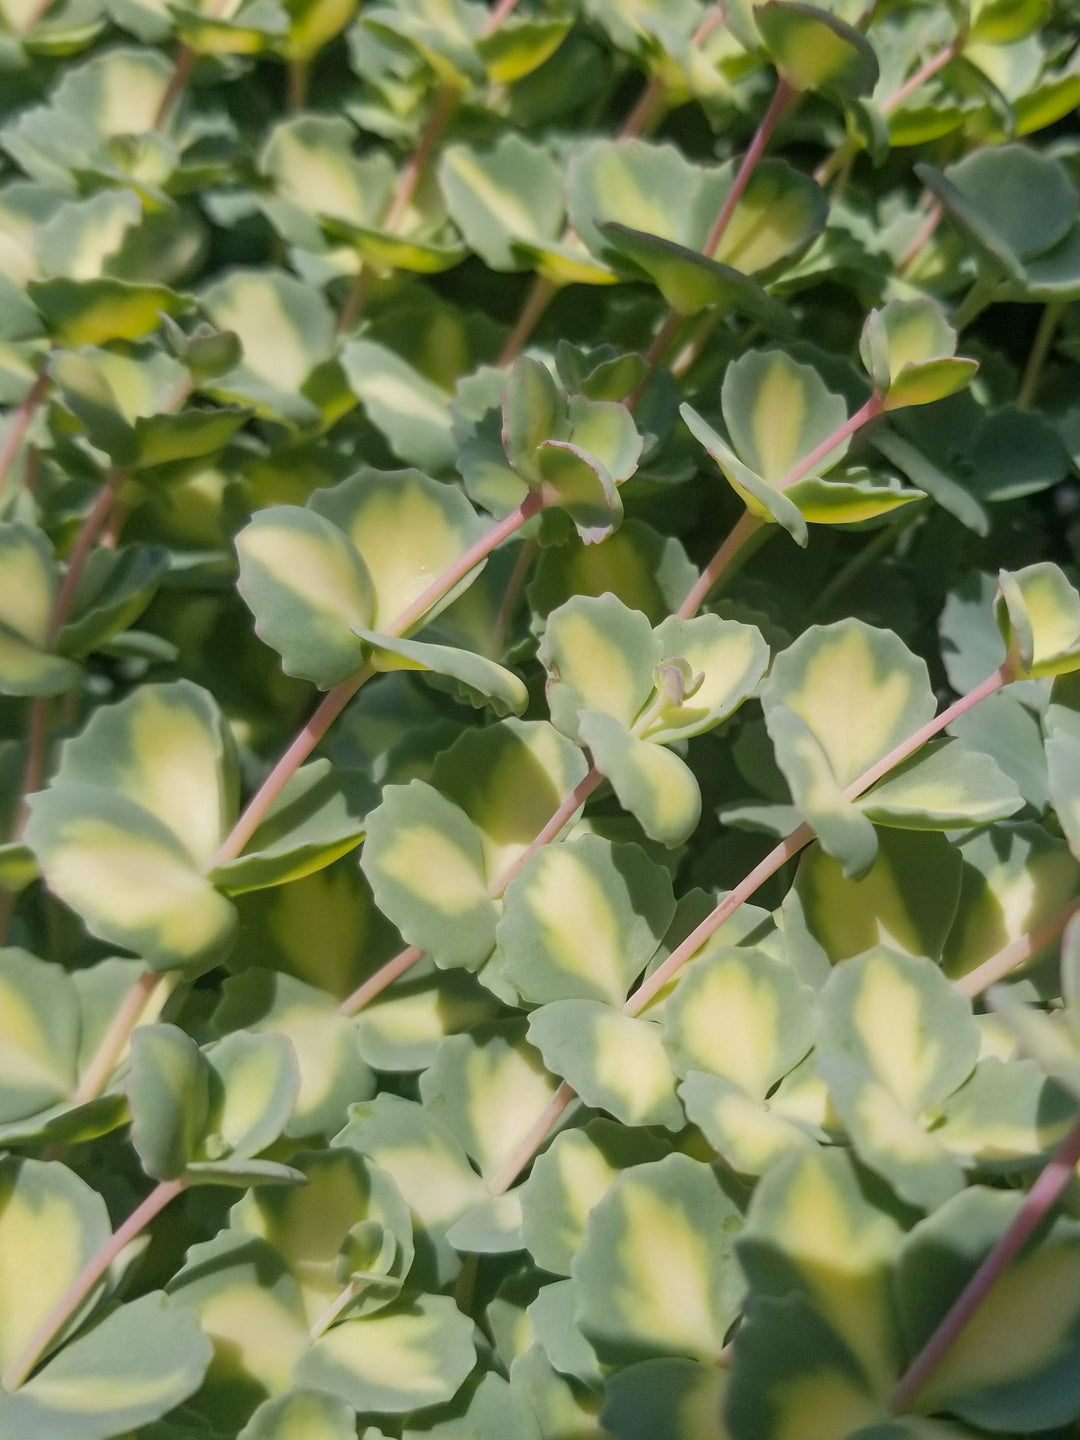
[840, 662, 1010, 801]
[339, 944, 426, 1017]
[383, 85, 460, 234]
[488, 1081, 576, 1195]
[491, 537, 537, 655]
[703, 77, 796, 258]
[12, 697, 51, 843]
[881, 37, 961, 118]
[680, 395, 885, 616]
[154, 46, 196, 130]
[677, 512, 764, 618]
[628, 75, 797, 404]
[619, 75, 668, 140]
[0, 371, 50, 492]
[498, 276, 558, 367]
[1, 1178, 185, 1392]
[490, 767, 602, 899]
[483, 0, 519, 32]
[50, 470, 125, 642]
[626, 822, 814, 1016]
[72, 970, 166, 1106]
[215, 490, 545, 868]
[212, 668, 374, 867]
[337, 85, 460, 334]
[287, 59, 309, 114]
[889, 1111, 1080, 1415]
[899, 201, 943, 276]
[623, 663, 1011, 1035]
[954, 895, 1080, 999]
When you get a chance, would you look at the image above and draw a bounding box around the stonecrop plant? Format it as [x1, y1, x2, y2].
[4, 0, 1080, 1435]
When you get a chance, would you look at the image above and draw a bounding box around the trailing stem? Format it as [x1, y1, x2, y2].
[497, 4, 727, 366]
[704, 77, 796, 258]
[5, 466, 128, 857]
[898, 200, 943, 276]
[629, 75, 797, 403]
[815, 37, 962, 187]
[954, 895, 1080, 998]
[0, 370, 50, 492]
[488, 1081, 577, 1195]
[338, 0, 517, 334]
[1, 1178, 186, 1392]
[72, 970, 168, 1106]
[214, 489, 545, 867]
[339, 400, 889, 1017]
[483, 661, 1015, 1191]
[677, 511, 765, 618]
[490, 537, 537, 656]
[1018, 301, 1064, 409]
[888, 1110, 1080, 1415]
[497, 276, 558, 368]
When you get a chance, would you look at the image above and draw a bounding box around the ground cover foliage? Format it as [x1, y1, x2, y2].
[4, 0, 1080, 1434]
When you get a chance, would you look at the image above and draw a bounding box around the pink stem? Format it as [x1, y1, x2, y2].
[626, 309, 683, 412]
[49, 469, 125, 642]
[154, 45, 196, 130]
[899, 201, 943, 276]
[619, 75, 667, 140]
[339, 944, 425, 1017]
[677, 512, 764, 618]
[490, 767, 602, 899]
[626, 821, 814, 1016]
[889, 1111, 1080, 1415]
[483, 0, 519, 33]
[631, 659, 1008, 1017]
[779, 394, 884, 496]
[954, 895, 1080, 999]
[627, 75, 797, 407]
[13, 697, 50, 842]
[703, 78, 796, 258]
[491, 537, 537, 656]
[72, 970, 165, 1106]
[497, 276, 558, 368]
[1, 1178, 185, 1392]
[0, 371, 50, 491]
[6, 464, 131, 854]
[212, 668, 373, 866]
[881, 38, 961, 118]
[215, 490, 545, 868]
[488, 1081, 576, 1195]
[382, 85, 460, 235]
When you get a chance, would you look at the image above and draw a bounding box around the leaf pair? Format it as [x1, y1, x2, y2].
[0, 1156, 211, 1439]
[731, 1144, 1080, 1436]
[539, 592, 769, 845]
[682, 349, 922, 547]
[361, 717, 589, 974]
[0, 949, 151, 1147]
[237, 465, 527, 709]
[129, 1022, 301, 1186]
[26, 681, 372, 969]
[762, 617, 1024, 877]
[922, 143, 1080, 303]
[0, 521, 166, 698]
